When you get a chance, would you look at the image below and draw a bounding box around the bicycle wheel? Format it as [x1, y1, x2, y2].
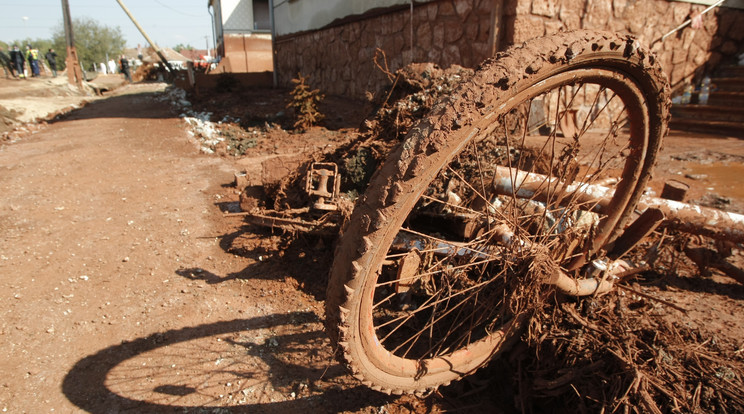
[325, 30, 670, 395]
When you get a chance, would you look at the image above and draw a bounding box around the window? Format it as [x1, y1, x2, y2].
[253, 0, 271, 31]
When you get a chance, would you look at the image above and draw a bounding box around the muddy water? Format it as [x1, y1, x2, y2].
[685, 162, 744, 202]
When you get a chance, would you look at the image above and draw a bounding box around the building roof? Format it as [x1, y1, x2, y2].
[178, 49, 211, 61]
[142, 47, 192, 63]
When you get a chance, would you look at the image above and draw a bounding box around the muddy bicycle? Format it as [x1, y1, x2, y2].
[241, 29, 743, 395]
[307, 29, 673, 395]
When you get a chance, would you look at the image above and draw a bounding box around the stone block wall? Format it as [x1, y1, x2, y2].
[274, 0, 744, 98]
[505, 0, 744, 87]
[274, 0, 495, 98]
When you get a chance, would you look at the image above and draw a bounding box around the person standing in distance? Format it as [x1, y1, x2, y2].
[26, 45, 40, 77]
[119, 55, 132, 83]
[10, 45, 25, 78]
[45, 48, 58, 77]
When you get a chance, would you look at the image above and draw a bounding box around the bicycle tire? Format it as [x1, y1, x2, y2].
[325, 30, 670, 395]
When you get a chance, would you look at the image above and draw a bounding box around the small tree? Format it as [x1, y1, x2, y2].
[174, 44, 195, 52]
[287, 73, 325, 132]
[51, 17, 126, 70]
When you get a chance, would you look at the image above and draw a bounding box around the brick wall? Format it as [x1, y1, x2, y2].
[274, 0, 744, 98]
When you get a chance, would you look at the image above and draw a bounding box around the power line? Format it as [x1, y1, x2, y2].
[153, 0, 203, 17]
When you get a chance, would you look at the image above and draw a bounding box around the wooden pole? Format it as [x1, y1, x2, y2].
[115, 0, 174, 73]
[61, 0, 83, 88]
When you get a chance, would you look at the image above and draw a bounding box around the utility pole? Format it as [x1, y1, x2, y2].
[115, 0, 174, 73]
[61, 0, 83, 88]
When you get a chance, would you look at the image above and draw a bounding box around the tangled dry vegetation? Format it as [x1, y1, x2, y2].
[518, 285, 743, 413]
[266, 60, 474, 210]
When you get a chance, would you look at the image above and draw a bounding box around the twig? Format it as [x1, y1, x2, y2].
[319, 342, 340, 381]
[718, 379, 744, 406]
[380, 73, 401, 108]
[612, 369, 642, 413]
[639, 388, 663, 414]
[607, 348, 634, 370]
[716, 389, 730, 414]
[735, 344, 744, 355]
[644, 375, 682, 406]
[616, 284, 687, 313]
[518, 358, 527, 414]
[562, 303, 611, 337]
[691, 382, 702, 411]
[615, 265, 651, 281]
[223, 211, 253, 217]
[533, 360, 605, 391]
[373, 48, 395, 82]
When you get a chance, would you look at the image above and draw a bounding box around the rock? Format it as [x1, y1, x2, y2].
[239, 186, 265, 213]
[684, 173, 707, 180]
[532, 0, 557, 17]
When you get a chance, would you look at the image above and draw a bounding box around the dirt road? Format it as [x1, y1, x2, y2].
[0, 84, 401, 413]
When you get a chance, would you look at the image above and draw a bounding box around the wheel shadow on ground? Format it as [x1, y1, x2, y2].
[172, 229, 515, 412]
[185, 222, 337, 300]
[62, 312, 397, 413]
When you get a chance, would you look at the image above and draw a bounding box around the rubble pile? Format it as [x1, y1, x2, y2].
[500, 289, 744, 413]
[0, 104, 21, 136]
[266, 63, 474, 209]
[162, 87, 270, 156]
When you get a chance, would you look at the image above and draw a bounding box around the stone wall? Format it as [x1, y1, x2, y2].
[274, 0, 744, 98]
[505, 0, 744, 87]
[274, 0, 495, 98]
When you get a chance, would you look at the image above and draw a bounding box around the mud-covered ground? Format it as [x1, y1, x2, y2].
[1, 71, 743, 413]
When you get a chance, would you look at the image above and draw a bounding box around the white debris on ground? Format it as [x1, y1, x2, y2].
[184, 113, 221, 154]
[159, 87, 248, 155]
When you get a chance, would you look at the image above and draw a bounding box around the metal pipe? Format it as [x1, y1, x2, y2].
[269, 0, 278, 88]
[208, 3, 217, 54]
[409, 0, 414, 65]
[653, 0, 726, 45]
[115, 0, 174, 73]
[61, 0, 74, 47]
[491, 166, 744, 243]
[492, 223, 617, 296]
[549, 270, 615, 296]
[492, 166, 614, 210]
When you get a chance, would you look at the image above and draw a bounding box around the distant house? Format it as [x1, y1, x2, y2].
[208, 0, 273, 73]
[178, 49, 211, 62]
[122, 48, 142, 66]
[142, 47, 193, 70]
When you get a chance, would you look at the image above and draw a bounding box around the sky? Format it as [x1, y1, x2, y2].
[0, 1, 215, 50]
